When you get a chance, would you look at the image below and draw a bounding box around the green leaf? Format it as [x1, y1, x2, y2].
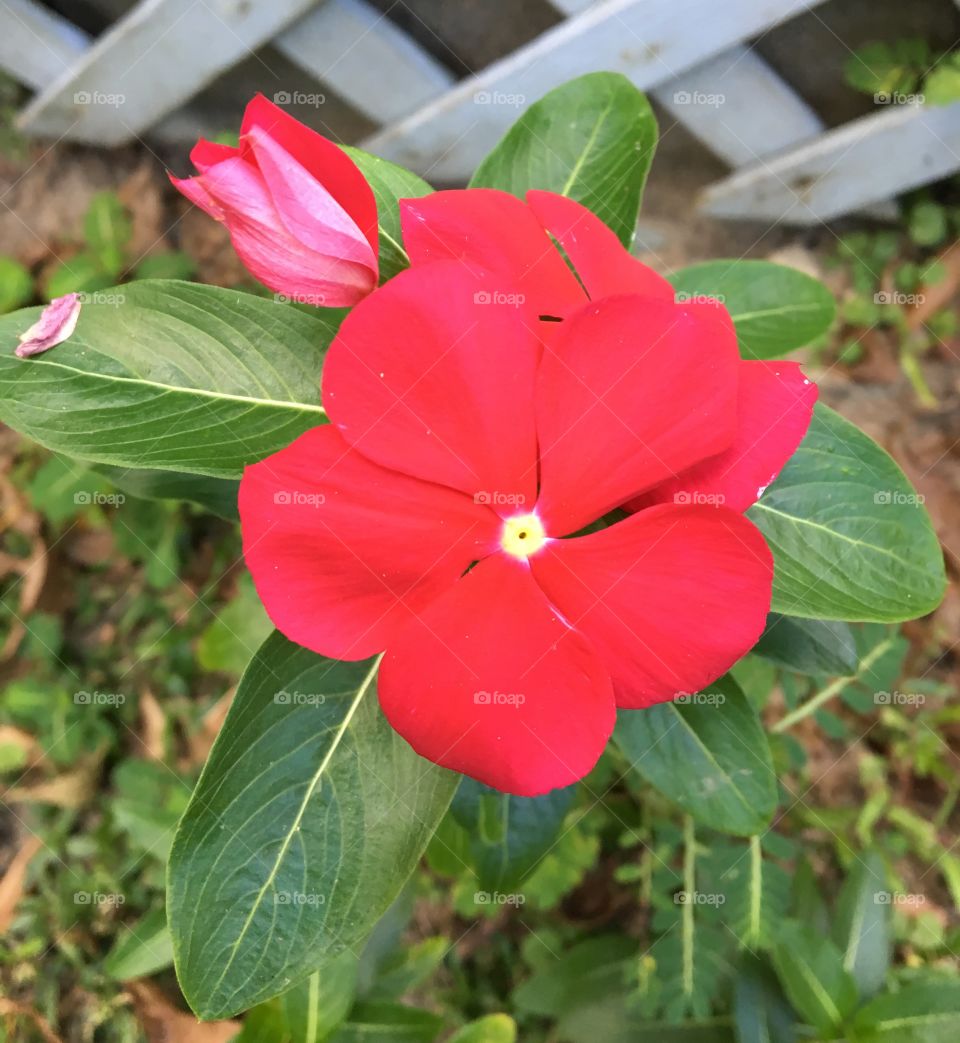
[470, 72, 657, 247]
[749, 404, 945, 621]
[924, 57, 960, 106]
[615, 676, 777, 836]
[733, 955, 796, 1043]
[450, 778, 575, 892]
[329, 1003, 444, 1043]
[832, 851, 890, 998]
[851, 981, 960, 1041]
[90, 463, 239, 519]
[44, 252, 115, 298]
[448, 1014, 517, 1043]
[753, 615, 858, 676]
[84, 191, 132, 275]
[167, 633, 457, 1019]
[365, 937, 446, 1001]
[0, 281, 339, 479]
[344, 148, 432, 282]
[772, 924, 858, 1040]
[133, 251, 197, 281]
[196, 574, 273, 677]
[667, 261, 835, 359]
[513, 935, 635, 1018]
[282, 953, 359, 1043]
[103, 907, 174, 980]
[0, 256, 32, 314]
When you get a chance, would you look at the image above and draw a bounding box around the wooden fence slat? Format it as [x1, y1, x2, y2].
[16, 0, 322, 145]
[273, 0, 454, 124]
[701, 101, 960, 223]
[361, 0, 829, 182]
[650, 45, 823, 167]
[1, 0, 89, 92]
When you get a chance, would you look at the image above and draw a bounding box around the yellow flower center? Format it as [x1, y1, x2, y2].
[500, 513, 547, 559]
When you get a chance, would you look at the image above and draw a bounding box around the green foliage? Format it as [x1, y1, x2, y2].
[0, 255, 32, 314]
[668, 260, 836, 359]
[615, 676, 777, 836]
[471, 71, 657, 246]
[167, 634, 457, 1018]
[749, 404, 945, 621]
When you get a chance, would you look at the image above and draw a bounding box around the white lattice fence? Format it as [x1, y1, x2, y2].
[3, 0, 960, 223]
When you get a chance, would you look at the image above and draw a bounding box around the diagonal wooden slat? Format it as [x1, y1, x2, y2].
[0, 0, 90, 91]
[362, 0, 830, 182]
[701, 101, 960, 223]
[273, 0, 454, 124]
[650, 45, 823, 168]
[17, 0, 322, 145]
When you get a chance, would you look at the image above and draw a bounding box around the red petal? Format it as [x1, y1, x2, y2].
[322, 262, 540, 509]
[628, 361, 818, 514]
[379, 553, 615, 795]
[240, 94, 378, 258]
[169, 173, 225, 220]
[535, 295, 740, 535]
[244, 124, 377, 273]
[198, 155, 375, 305]
[239, 426, 500, 661]
[189, 137, 240, 172]
[531, 505, 773, 708]
[526, 190, 674, 302]
[400, 189, 585, 318]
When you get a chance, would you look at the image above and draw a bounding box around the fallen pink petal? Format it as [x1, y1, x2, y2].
[15, 293, 82, 358]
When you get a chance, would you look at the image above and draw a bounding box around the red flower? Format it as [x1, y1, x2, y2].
[170, 95, 378, 306]
[239, 194, 817, 796]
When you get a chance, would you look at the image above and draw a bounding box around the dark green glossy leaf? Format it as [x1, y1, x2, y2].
[168, 633, 457, 1019]
[91, 463, 239, 519]
[0, 281, 339, 479]
[614, 676, 776, 836]
[749, 404, 945, 621]
[832, 851, 890, 998]
[733, 955, 796, 1043]
[471, 72, 657, 246]
[851, 981, 960, 1041]
[772, 924, 858, 1039]
[668, 260, 835, 359]
[754, 614, 858, 676]
[103, 907, 174, 980]
[329, 1003, 444, 1042]
[450, 777, 575, 892]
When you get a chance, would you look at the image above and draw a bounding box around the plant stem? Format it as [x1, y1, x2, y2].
[772, 637, 894, 733]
